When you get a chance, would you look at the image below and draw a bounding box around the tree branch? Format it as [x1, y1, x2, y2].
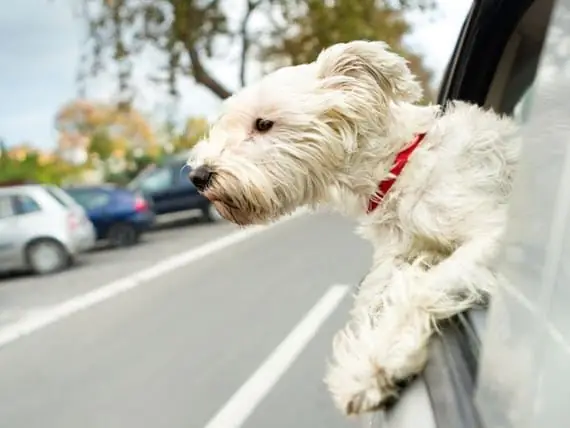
[174, 3, 232, 99]
[187, 47, 233, 99]
[238, 0, 262, 87]
[177, 0, 233, 100]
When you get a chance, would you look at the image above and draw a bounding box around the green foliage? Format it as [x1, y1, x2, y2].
[0, 110, 207, 187]
[260, 0, 436, 101]
[89, 129, 115, 160]
[0, 151, 82, 186]
[55, 99, 158, 155]
[173, 116, 209, 152]
[75, 0, 438, 103]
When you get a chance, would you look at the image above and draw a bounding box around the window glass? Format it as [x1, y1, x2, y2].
[14, 195, 41, 215]
[137, 167, 173, 193]
[44, 186, 75, 208]
[498, 39, 542, 116]
[66, 189, 111, 210]
[0, 196, 14, 219]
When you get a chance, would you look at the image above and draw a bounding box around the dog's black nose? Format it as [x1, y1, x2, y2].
[189, 165, 213, 191]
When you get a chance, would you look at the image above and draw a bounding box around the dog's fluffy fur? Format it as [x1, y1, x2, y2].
[188, 40, 520, 415]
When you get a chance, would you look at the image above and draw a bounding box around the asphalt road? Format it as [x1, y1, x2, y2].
[0, 211, 376, 428]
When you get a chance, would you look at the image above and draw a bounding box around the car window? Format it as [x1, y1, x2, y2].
[136, 167, 174, 193]
[44, 186, 76, 208]
[0, 196, 15, 219]
[66, 189, 111, 210]
[485, 0, 550, 116]
[13, 194, 41, 215]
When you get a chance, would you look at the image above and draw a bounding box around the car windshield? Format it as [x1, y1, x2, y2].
[126, 166, 158, 191]
[127, 164, 179, 193]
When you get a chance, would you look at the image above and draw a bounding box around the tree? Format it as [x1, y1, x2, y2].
[89, 129, 115, 160]
[77, 0, 233, 102]
[75, 0, 437, 103]
[55, 99, 158, 161]
[261, 0, 437, 101]
[173, 116, 210, 152]
[0, 147, 83, 185]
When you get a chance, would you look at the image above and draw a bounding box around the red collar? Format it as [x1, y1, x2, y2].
[367, 133, 427, 214]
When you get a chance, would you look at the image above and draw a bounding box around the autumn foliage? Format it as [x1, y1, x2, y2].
[76, 0, 438, 104]
[55, 99, 159, 161]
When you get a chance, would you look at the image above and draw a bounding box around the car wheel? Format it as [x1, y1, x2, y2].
[202, 203, 224, 222]
[107, 223, 139, 248]
[26, 239, 70, 275]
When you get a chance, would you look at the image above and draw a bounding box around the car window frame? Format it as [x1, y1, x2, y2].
[438, 0, 536, 107]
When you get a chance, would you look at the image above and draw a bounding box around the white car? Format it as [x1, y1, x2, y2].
[0, 184, 96, 275]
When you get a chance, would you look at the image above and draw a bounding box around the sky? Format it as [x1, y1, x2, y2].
[0, 0, 472, 150]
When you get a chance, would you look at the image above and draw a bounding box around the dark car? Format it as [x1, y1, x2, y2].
[63, 184, 155, 247]
[127, 156, 223, 223]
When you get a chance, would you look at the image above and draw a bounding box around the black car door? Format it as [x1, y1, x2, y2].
[135, 166, 177, 215]
[167, 162, 208, 212]
[135, 162, 208, 215]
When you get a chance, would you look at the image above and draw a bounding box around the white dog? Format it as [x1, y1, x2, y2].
[188, 40, 520, 415]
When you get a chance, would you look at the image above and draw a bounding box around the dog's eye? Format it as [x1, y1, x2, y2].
[254, 118, 274, 132]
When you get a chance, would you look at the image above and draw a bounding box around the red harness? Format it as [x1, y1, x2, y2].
[367, 133, 427, 214]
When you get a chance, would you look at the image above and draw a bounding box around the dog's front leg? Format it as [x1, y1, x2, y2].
[325, 260, 428, 415]
[326, 232, 502, 415]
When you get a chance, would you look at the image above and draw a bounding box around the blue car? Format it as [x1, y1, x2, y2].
[63, 184, 155, 247]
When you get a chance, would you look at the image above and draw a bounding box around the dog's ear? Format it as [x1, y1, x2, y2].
[316, 41, 423, 104]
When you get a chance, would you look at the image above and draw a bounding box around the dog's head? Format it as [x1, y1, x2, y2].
[188, 41, 422, 226]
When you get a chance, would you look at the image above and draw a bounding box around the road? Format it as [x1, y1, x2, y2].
[0, 211, 379, 428]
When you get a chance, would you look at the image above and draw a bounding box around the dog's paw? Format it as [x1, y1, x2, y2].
[326, 363, 399, 415]
[344, 379, 399, 415]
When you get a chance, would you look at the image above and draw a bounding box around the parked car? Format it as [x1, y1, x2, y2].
[0, 184, 96, 275]
[63, 184, 155, 247]
[127, 155, 223, 223]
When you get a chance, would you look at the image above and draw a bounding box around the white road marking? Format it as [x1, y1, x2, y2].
[204, 284, 350, 428]
[0, 210, 305, 349]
